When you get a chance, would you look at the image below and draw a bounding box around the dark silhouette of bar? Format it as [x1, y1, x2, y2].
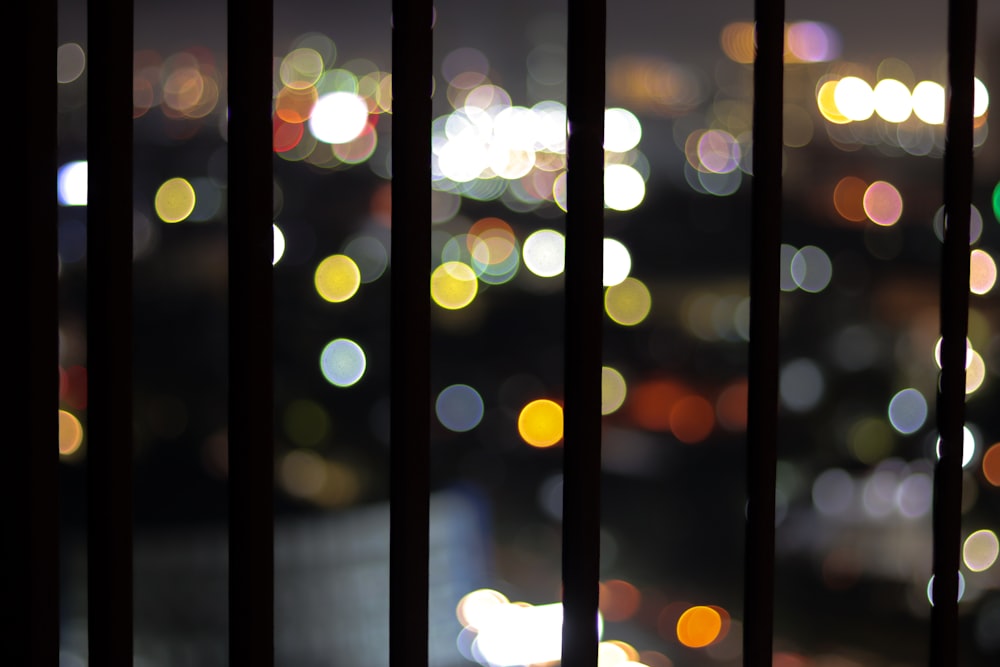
[390, 3, 432, 665]
[744, 2, 784, 666]
[227, 0, 275, 663]
[561, 2, 605, 666]
[87, 0, 135, 663]
[931, 1, 977, 665]
[10, 1, 59, 663]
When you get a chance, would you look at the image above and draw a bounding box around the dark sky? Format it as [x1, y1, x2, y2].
[59, 1, 1000, 75]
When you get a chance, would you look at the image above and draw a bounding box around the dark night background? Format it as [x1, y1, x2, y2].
[51, 1, 1000, 665]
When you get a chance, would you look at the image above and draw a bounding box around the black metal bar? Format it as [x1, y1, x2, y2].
[390, 3, 432, 665]
[87, 0, 134, 662]
[744, 3, 784, 666]
[561, 2, 605, 666]
[8, 0, 59, 663]
[227, 0, 275, 663]
[931, 1, 977, 665]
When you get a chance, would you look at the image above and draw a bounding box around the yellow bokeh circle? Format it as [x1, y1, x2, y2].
[676, 605, 722, 648]
[154, 177, 197, 223]
[517, 399, 563, 448]
[315, 254, 361, 303]
[605, 277, 652, 326]
[431, 261, 478, 310]
[601, 366, 627, 415]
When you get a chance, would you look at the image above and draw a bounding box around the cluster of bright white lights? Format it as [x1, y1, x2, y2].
[455, 589, 608, 667]
[432, 98, 647, 211]
[820, 76, 989, 125]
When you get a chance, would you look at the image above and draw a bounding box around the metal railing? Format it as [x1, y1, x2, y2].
[16, 1, 979, 665]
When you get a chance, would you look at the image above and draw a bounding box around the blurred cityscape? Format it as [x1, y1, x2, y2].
[53, 1, 999, 665]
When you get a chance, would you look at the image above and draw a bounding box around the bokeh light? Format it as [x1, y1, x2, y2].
[966, 350, 986, 394]
[605, 277, 651, 326]
[629, 379, 687, 432]
[604, 164, 646, 211]
[518, 399, 563, 448]
[720, 22, 755, 64]
[936, 426, 976, 468]
[155, 177, 197, 223]
[279, 47, 325, 89]
[974, 77, 989, 117]
[779, 358, 824, 412]
[833, 176, 868, 222]
[276, 85, 319, 123]
[812, 468, 854, 517]
[601, 367, 627, 415]
[932, 204, 984, 244]
[873, 79, 912, 122]
[599, 579, 641, 622]
[431, 261, 479, 309]
[912, 81, 946, 124]
[669, 395, 714, 443]
[676, 606, 722, 648]
[816, 79, 850, 124]
[57, 43, 86, 84]
[521, 229, 566, 278]
[786, 22, 840, 62]
[456, 589, 510, 631]
[343, 234, 389, 283]
[933, 336, 973, 370]
[887, 388, 927, 434]
[273, 224, 286, 265]
[59, 409, 84, 456]
[696, 130, 740, 174]
[984, 443, 1000, 486]
[604, 108, 642, 152]
[603, 238, 632, 287]
[863, 181, 903, 226]
[319, 338, 366, 387]
[790, 246, 833, 292]
[963, 530, 999, 572]
[716, 379, 748, 431]
[834, 77, 875, 121]
[436, 384, 485, 432]
[927, 572, 966, 606]
[58, 161, 88, 206]
[314, 254, 361, 303]
[280, 449, 327, 499]
[473, 601, 587, 667]
[897, 471, 933, 519]
[309, 92, 370, 144]
[969, 249, 996, 295]
[283, 399, 330, 447]
[849, 417, 894, 464]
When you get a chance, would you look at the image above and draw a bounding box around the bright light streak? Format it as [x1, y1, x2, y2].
[474, 603, 603, 667]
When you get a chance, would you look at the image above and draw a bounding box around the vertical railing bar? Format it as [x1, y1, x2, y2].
[931, 1, 977, 665]
[11, 0, 60, 663]
[390, 3, 432, 666]
[87, 0, 134, 663]
[561, 2, 605, 666]
[227, 0, 275, 663]
[744, 2, 784, 666]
